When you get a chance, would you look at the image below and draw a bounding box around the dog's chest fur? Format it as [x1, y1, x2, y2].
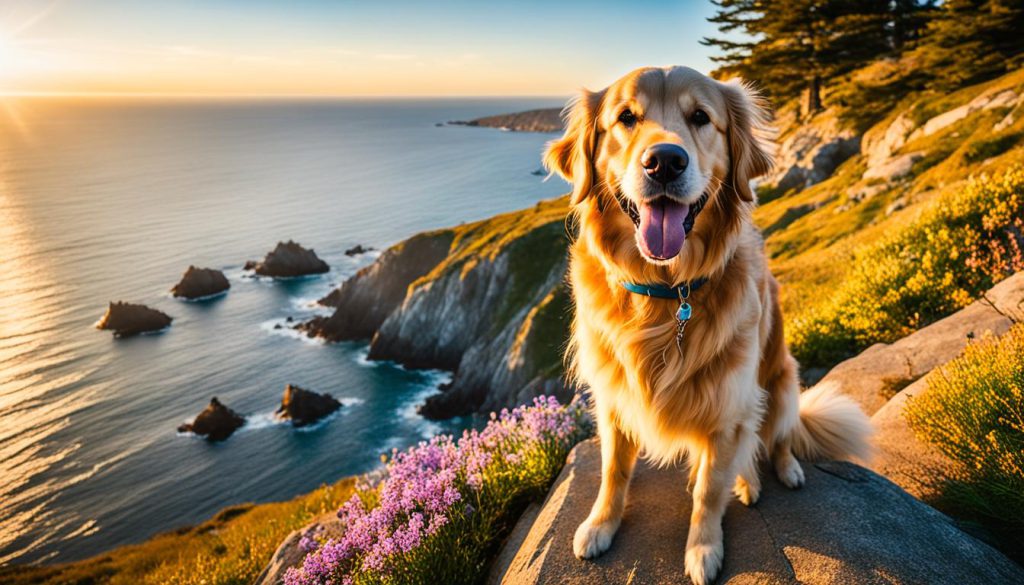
[569, 223, 768, 463]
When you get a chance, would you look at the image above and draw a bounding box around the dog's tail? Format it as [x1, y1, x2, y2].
[790, 381, 873, 462]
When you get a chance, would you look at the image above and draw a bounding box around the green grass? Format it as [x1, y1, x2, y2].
[904, 324, 1024, 563]
[1, 479, 355, 585]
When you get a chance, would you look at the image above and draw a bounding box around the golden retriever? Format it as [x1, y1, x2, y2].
[544, 66, 871, 584]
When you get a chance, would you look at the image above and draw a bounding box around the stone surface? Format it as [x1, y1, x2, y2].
[275, 384, 341, 427]
[246, 240, 329, 278]
[763, 111, 860, 194]
[869, 374, 962, 502]
[490, 439, 1024, 585]
[177, 397, 245, 441]
[170, 266, 230, 299]
[814, 271, 1024, 415]
[863, 112, 917, 171]
[255, 511, 345, 585]
[861, 151, 923, 181]
[911, 88, 1019, 142]
[95, 301, 172, 337]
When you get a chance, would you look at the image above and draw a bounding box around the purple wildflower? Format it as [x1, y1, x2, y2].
[285, 395, 590, 585]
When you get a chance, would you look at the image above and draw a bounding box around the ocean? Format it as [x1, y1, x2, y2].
[0, 97, 569, 565]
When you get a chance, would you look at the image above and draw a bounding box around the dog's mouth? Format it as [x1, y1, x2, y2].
[618, 194, 708, 261]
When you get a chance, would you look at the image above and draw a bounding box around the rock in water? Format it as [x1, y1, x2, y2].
[489, 438, 1024, 585]
[177, 397, 245, 441]
[246, 241, 329, 277]
[171, 266, 230, 299]
[275, 384, 341, 427]
[344, 244, 376, 257]
[96, 302, 172, 337]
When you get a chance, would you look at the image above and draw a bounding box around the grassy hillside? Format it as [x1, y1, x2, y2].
[761, 68, 1024, 370]
[2, 479, 354, 585]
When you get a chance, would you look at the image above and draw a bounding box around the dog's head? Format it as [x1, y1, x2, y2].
[545, 66, 772, 265]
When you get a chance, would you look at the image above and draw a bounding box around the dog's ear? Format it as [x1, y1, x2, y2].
[721, 80, 773, 202]
[544, 89, 604, 205]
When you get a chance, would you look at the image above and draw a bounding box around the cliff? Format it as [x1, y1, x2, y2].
[304, 197, 574, 418]
[449, 107, 563, 133]
[302, 230, 455, 341]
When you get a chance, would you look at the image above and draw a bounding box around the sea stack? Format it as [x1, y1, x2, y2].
[178, 397, 245, 441]
[96, 302, 172, 337]
[245, 241, 329, 278]
[275, 384, 341, 427]
[344, 244, 375, 256]
[171, 266, 230, 299]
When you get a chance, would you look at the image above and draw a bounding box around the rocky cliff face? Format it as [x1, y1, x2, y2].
[760, 108, 861, 197]
[301, 231, 454, 341]
[304, 197, 574, 418]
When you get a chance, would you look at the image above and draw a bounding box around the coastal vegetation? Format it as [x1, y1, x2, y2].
[284, 396, 590, 585]
[904, 323, 1024, 559]
[787, 166, 1024, 367]
[0, 479, 355, 585]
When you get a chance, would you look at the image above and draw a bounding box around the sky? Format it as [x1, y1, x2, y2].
[0, 0, 726, 97]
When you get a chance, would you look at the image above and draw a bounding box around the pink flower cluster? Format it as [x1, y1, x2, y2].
[285, 395, 588, 585]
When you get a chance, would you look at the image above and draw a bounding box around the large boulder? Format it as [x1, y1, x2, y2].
[275, 384, 341, 427]
[861, 151, 924, 181]
[869, 374, 963, 502]
[256, 511, 346, 585]
[96, 302, 172, 337]
[813, 271, 1024, 416]
[171, 266, 230, 299]
[245, 241, 329, 278]
[177, 397, 245, 441]
[761, 110, 860, 195]
[489, 439, 1024, 585]
[862, 112, 917, 171]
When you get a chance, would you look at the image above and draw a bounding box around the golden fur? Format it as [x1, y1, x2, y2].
[544, 66, 871, 585]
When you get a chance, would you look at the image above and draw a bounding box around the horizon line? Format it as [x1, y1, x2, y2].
[0, 90, 573, 100]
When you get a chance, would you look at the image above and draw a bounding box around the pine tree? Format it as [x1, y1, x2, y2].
[702, 0, 922, 116]
[913, 0, 1024, 90]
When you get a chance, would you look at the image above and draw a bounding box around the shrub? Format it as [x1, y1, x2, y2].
[285, 396, 591, 585]
[903, 324, 1024, 559]
[789, 166, 1024, 368]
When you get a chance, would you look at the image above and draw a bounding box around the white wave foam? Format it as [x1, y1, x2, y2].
[398, 372, 452, 439]
[289, 295, 332, 315]
[246, 397, 364, 433]
[259, 318, 324, 345]
[171, 290, 229, 303]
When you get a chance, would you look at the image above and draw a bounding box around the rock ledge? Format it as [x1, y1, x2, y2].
[489, 438, 1024, 585]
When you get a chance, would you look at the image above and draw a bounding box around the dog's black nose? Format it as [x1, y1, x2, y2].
[641, 143, 688, 185]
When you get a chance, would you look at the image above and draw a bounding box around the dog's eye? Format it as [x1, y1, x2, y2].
[618, 109, 637, 128]
[691, 109, 710, 127]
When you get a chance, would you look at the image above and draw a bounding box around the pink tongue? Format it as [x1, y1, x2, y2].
[638, 199, 690, 260]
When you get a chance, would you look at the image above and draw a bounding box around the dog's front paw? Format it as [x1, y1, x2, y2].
[776, 457, 805, 489]
[573, 517, 620, 559]
[685, 541, 724, 585]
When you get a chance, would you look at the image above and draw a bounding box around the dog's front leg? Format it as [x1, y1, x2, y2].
[574, 405, 638, 559]
[685, 425, 756, 585]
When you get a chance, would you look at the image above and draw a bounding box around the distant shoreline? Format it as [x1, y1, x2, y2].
[448, 107, 563, 133]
